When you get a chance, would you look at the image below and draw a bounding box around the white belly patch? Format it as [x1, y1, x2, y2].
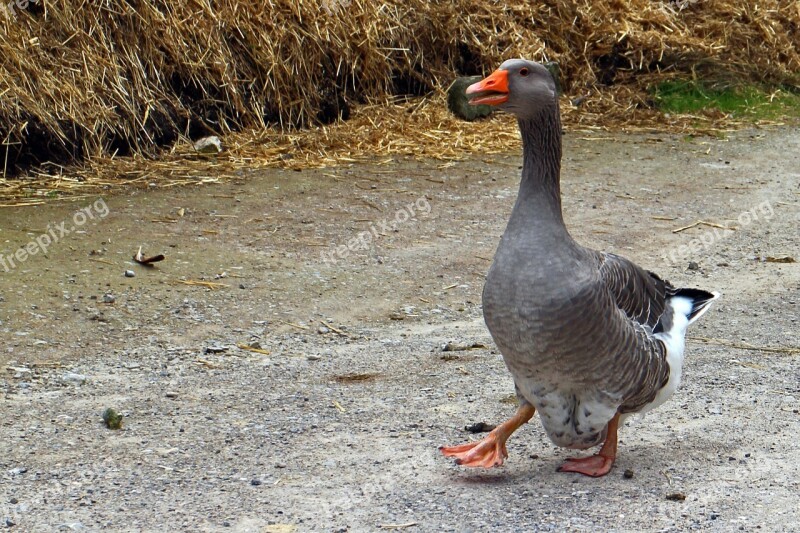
[516, 377, 620, 449]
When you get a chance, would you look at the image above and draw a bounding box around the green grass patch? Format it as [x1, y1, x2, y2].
[652, 80, 800, 121]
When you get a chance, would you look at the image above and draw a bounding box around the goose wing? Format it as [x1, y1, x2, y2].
[592, 252, 676, 413]
[596, 252, 671, 329]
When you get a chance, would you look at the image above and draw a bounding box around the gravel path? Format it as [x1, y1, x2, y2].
[1, 128, 798, 532]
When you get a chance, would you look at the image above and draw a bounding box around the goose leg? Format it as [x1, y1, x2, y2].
[557, 412, 620, 477]
[440, 403, 535, 468]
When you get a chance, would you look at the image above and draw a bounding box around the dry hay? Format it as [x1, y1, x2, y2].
[0, 0, 798, 197]
[3, 88, 784, 207]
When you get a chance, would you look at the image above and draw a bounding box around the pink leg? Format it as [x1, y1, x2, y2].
[557, 413, 620, 477]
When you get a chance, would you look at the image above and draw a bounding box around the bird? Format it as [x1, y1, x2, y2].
[439, 59, 719, 477]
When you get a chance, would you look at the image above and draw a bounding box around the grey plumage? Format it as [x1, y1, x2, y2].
[440, 60, 718, 475]
[478, 59, 718, 451]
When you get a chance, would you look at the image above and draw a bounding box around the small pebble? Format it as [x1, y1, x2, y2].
[102, 408, 123, 430]
[623, 469, 634, 479]
[306, 354, 321, 361]
[194, 136, 222, 154]
[102, 294, 115, 304]
[165, 391, 179, 399]
[666, 492, 687, 501]
[318, 326, 330, 334]
[204, 345, 228, 354]
[250, 479, 262, 486]
[124, 270, 135, 278]
[464, 422, 496, 433]
[62, 372, 88, 385]
[687, 261, 700, 270]
[12, 367, 32, 379]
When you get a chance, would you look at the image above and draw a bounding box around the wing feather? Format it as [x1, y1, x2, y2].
[596, 252, 672, 329]
[592, 252, 675, 412]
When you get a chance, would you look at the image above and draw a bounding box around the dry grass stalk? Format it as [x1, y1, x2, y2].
[690, 336, 800, 355]
[175, 279, 229, 290]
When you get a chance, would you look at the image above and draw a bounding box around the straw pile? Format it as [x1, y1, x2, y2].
[1, 0, 798, 182]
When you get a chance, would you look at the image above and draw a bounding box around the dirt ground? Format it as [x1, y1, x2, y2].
[1, 126, 798, 532]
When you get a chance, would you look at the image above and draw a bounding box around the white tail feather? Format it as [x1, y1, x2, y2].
[641, 291, 719, 416]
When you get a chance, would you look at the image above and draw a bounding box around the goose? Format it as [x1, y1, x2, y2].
[440, 59, 719, 477]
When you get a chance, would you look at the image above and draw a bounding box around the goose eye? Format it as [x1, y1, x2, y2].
[519, 68, 529, 76]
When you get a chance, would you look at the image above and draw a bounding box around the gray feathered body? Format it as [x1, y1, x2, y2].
[483, 235, 671, 449]
[483, 110, 677, 450]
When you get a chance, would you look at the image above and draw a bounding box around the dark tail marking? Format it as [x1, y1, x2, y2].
[654, 288, 720, 334]
[672, 288, 720, 324]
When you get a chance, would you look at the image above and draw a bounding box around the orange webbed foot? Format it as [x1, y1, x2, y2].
[440, 403, 535, 469]
[557, 454, 615, 477]
[440, 434, 509, 468]
[557, 412, 620, 477]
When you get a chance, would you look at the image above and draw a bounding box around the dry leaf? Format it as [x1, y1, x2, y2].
[133, 245, 165, 266]
[765, 256, 796, 263]
[442, 342, 487, 352]
[334, 372, 381, 383]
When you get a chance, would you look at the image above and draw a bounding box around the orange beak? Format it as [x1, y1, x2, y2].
[465, 69, 509, 106]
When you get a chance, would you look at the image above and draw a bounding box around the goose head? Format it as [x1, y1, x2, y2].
[466, 59, 557, 120]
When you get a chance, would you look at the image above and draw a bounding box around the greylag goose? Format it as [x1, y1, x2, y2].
[440, 59, 719, 477]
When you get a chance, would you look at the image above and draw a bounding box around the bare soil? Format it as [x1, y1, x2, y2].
[1, 127, 798, 532]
